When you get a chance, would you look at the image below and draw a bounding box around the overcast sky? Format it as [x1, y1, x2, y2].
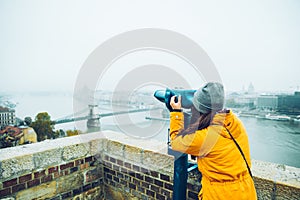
[1, 0, 300, 93]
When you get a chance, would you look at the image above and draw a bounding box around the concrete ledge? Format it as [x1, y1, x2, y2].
[252, 159, 300, 188]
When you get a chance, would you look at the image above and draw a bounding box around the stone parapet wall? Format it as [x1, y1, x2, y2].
[0, 133, 104, 200]
[0, 131, 299, 200]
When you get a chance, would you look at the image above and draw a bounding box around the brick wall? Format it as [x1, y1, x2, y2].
[0, 155, 103, 199]
[102, 154, 174, 200]
[0, 131, 300, 200]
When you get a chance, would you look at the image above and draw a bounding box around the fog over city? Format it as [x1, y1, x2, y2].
[0, 0, 300, 93]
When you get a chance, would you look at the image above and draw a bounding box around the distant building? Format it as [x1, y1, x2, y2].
[256, 92, 300, 114]
[277, 91, 300, 114]
[0, 106, 16, 128]
[257, 95, 278, 110]
[226, 92, 256, 109]
[247, 82, 255, 94]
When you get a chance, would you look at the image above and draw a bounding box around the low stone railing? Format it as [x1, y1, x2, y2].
[0, 131, 299, 200]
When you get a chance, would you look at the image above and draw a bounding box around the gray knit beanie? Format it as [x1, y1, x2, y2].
[192, 82, 225, 113]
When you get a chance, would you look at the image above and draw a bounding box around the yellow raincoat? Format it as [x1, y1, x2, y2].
[170, 110, 257, 200]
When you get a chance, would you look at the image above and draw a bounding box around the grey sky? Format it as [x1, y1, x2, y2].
[0, 0, 300, 93]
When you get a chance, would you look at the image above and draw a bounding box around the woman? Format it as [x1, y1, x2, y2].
[169, 82, 257, 200]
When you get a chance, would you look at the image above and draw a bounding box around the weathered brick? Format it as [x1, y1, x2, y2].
[116, 159, 123, 166]
[73, 187, 82, 195]
[161, 188, 171, 198]
[106, 174, 112, 180]
[110, 157, 116, 163]
[128, 170, 135, 177]
[113, 176, 119, 183]
[53, 172, 63, 179]
[120, 179, 127, 186]
[136, 173, 144, 181]
[27, 178, 41, 188]
[156, 193, 166, 200]
[160, 174, 170, 182]
[12, 183, 26, 193]
[64, 170, 69, 176]
[129, 182, 136, 190]
[124, 174, 131, 181]
[99, 177, 104, 184]
[164, 182, 173, 191]
[141, 181, 150, 189]
[0, 187, 11, 197]
[146, 189, 155, 197]
[41, 175, 53, 183]
[75, 158, 85, 166]
[48, 166, 59, 174]
[80, 163, 89, 170]
[113, 164, 119, 171]
[133, 178, 140, 185]
[154, 179, 163, 187]
[103, 166, 110, 173]
[187, 182, 201, 192]
[83, 183, 92, 192]
[141, 167, 149, 175]
[3, 178, 17, 187]
[61, 191, 72, 199]
[34, 170, 46, 179]
[151, 185, 160, 193]
[116, 172, 124, 179]
[85, 156, 94, 163]
[188, 190, 198, 199]
[60, 162, 74, 170]
[70, 166, 79, 173]
[145, 176, 154, 183]
[49, 195, 60, 200]
[124, 162, 131, 169]
[108, 169, 116, 176]
[133, 164, 140, 172]
[109, 180, 116, 187]
[103, 161, 112, 169]
[19, 173, 32, 183]
[137, 186, 145, 193]
[120, 166, 128, 174]
[150, 171, 159, 178]
[131, 190, 141, 199]
[92, 179, 102, 187]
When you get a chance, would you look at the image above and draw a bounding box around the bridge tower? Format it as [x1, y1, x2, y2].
[87, 105, 100, 132]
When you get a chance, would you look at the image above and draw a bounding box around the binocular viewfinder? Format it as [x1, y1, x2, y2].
[154, 88, 196, 111]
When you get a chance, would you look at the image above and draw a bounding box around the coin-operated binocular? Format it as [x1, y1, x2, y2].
[154, 88, 196, 111]
[154, 88, 197, 200]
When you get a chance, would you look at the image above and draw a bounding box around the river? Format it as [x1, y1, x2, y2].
[5, 92, 300, 168]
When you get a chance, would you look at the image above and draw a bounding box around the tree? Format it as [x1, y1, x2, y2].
[24, 117, 32, 126]
[55, 129, 65, 138]
[30, 112, 55, 142]
[66, 129, 81, 137]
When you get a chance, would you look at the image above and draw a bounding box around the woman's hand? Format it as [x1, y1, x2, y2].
[170, 95, 182, 110]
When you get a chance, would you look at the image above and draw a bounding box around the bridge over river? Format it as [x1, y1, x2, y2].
[54, 104, 159, 130]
